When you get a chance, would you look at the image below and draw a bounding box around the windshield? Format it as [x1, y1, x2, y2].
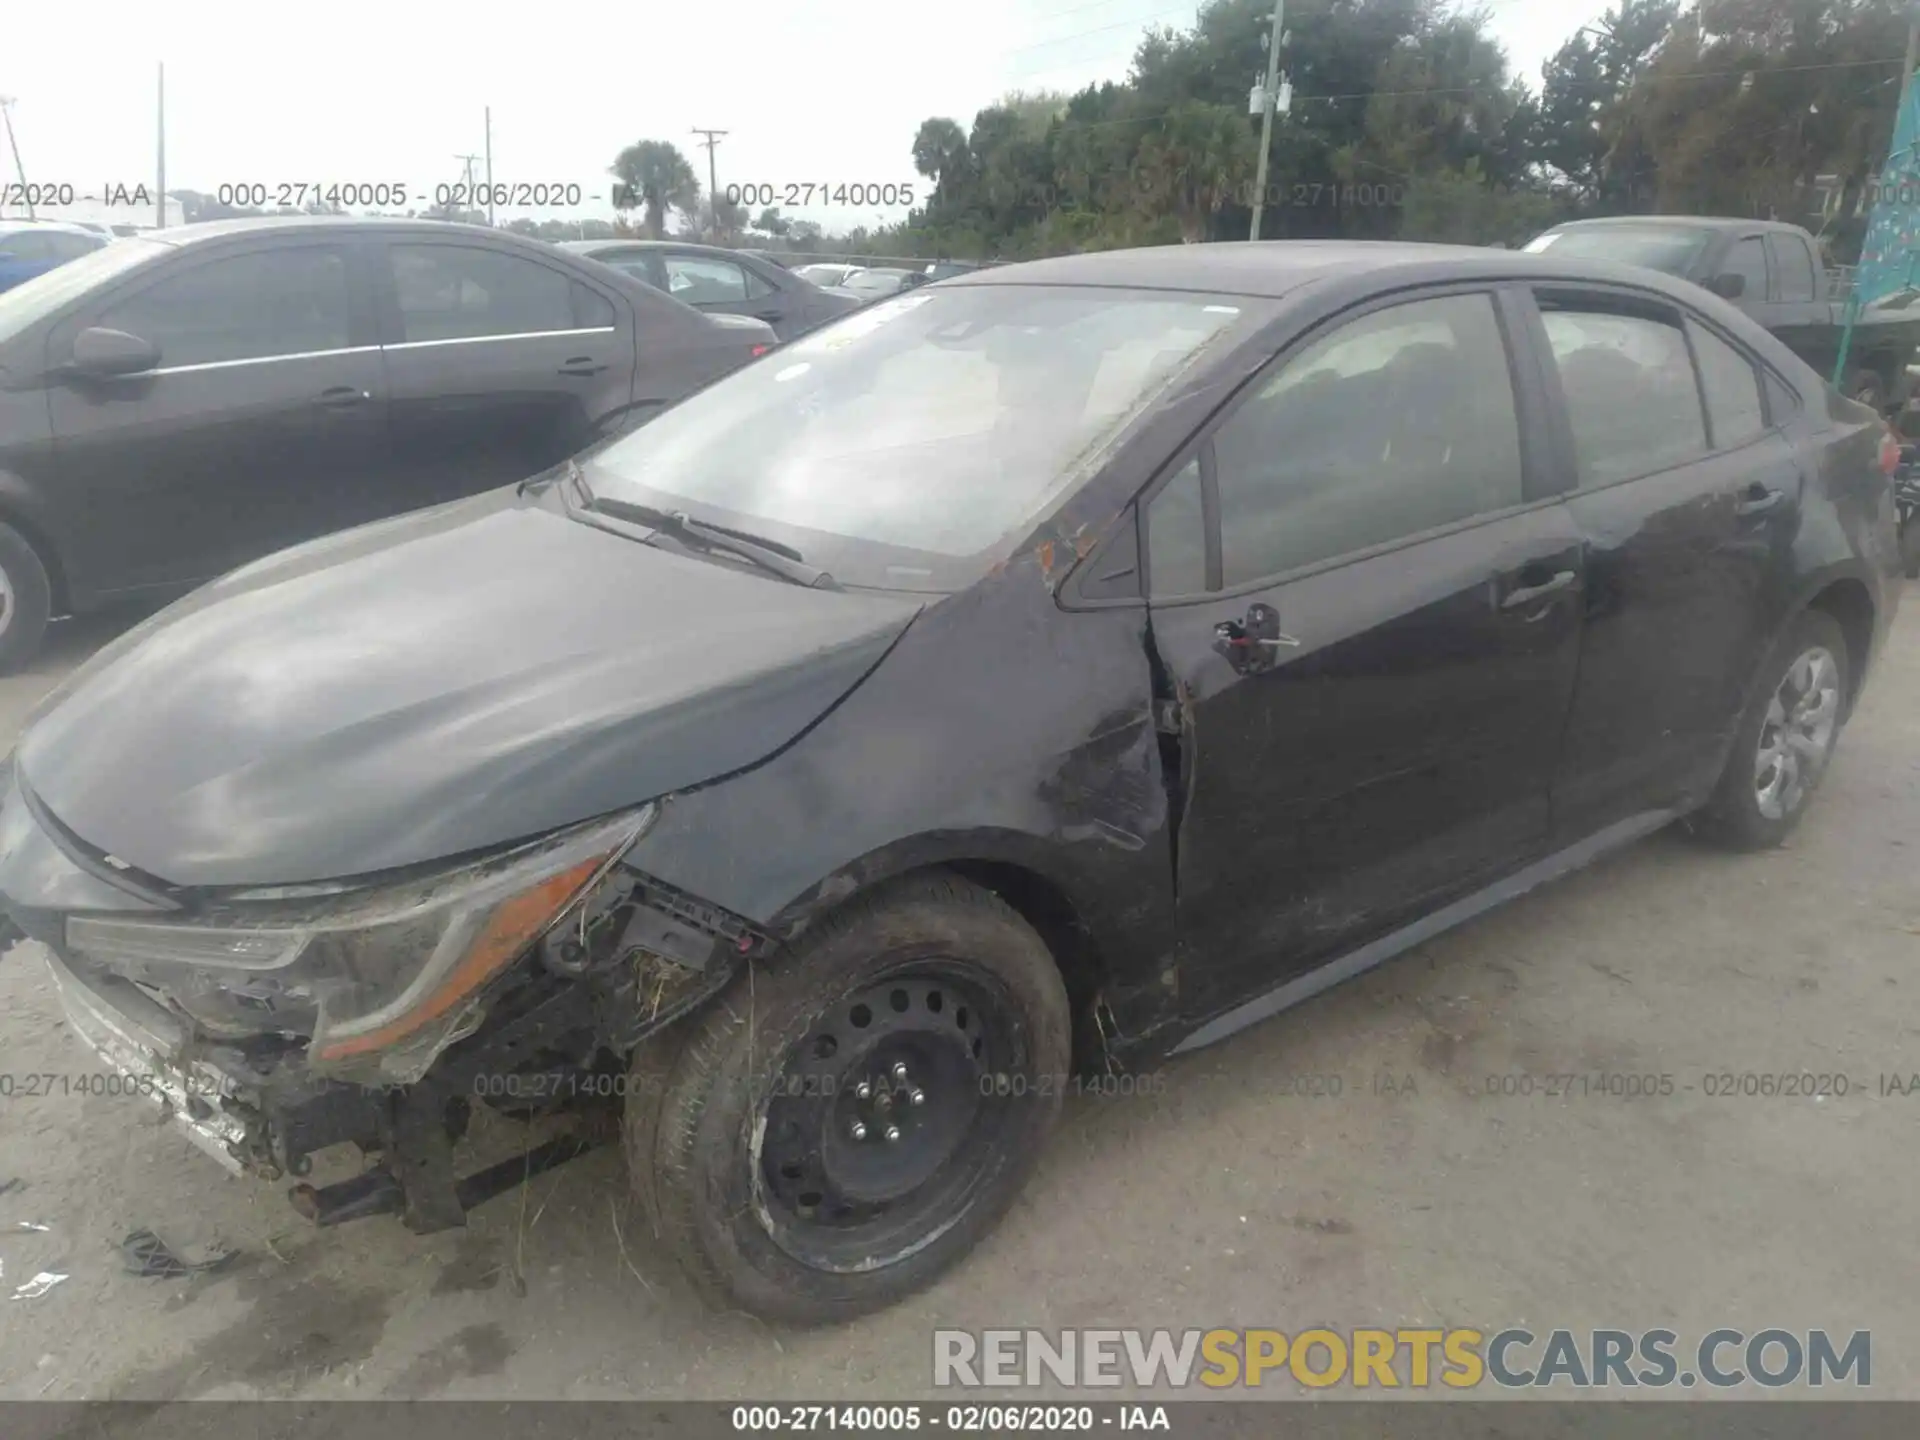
[0, 237, 168, 348]
[845, 271, 907, 293]
[1523, 225, 1713, 276]
[586, 285, 1245, 584]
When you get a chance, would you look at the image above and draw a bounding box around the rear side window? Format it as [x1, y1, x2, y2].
[665, 255, 750, 303]
[389, 244, 576, 342]
[1691, 324, 1767, 449]
[571, 281, 615, 329]
[1767, 233, 1816, 303]
[1540, 303, 1705, 486]
[1211, 292, 1525, 584]
[98, 246, 351, 367]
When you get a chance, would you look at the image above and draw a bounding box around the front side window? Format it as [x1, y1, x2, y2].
[1211, 292, 1525, 586]
[389, 245, 575, 342]
[1540, 301, 1706, 486]
[664, 255, 749, 303]
[98, 246, 351, 368]
[588, 286, 1243, 576]
[1721, 237, 1769, 300]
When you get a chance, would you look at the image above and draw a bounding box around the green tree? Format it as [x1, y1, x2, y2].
[610, 140, 699, 239]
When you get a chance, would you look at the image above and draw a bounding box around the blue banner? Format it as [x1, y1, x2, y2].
[1853, 70, 1920, 306]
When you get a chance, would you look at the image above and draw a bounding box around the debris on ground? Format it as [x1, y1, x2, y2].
[0, 1178, 22, 1197]
[11, 1272, 68, 1301]
[117, 1227, 237, 1279]
[10, 1221, 50, 1233]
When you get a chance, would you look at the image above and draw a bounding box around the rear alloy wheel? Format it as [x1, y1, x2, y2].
[624, 872, 1070, 1323]
[1697, 611, 1849, 850]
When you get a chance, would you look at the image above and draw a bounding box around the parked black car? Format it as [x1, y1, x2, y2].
[0, 217, 774, 668]
[0, 243, 1902, 1324]
[560, 239, 859, 340]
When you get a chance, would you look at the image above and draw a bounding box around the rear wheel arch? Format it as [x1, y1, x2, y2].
[1804, 577, 1874, 713]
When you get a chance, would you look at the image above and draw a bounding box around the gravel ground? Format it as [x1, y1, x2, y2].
[0, 591, 1914, 1401]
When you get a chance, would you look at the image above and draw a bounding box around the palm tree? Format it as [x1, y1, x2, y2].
[610, 140, 699, 239]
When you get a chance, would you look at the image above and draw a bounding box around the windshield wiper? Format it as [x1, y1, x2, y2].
[567, 463, 840, 590]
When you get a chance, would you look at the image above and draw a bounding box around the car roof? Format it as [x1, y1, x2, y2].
[559, 238, 749, 257]
[139, 216, 561, 247]
[941, 239, 1750, 299]
[1543, 215, 1802, 236]
[0, 219, 101, 237]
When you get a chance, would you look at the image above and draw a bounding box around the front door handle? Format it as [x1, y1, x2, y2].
[1212, 601, 1299, 673]
[316, 385, 371, 409]
[1734, 483, 1786, 517]
[1499, 569, 1576, 612]
[559, 356, 608, 377]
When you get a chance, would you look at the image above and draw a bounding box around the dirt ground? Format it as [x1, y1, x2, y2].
[0, 592, 1915, 1402]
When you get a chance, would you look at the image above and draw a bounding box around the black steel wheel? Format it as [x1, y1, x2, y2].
[624, 871, 1070, 1323]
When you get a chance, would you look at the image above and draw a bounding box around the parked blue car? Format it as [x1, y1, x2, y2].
[0, 221, 107, 293]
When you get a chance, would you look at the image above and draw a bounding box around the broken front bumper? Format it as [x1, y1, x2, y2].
[47, 953, 256, 1175]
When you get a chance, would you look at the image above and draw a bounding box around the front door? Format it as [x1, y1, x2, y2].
[45, 240, 386, 595]
[1140, 289, 1586, 1020]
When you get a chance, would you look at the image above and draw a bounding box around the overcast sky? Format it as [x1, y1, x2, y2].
[6, 0, 1610, 230]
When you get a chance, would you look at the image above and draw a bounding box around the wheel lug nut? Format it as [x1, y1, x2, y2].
[850, 1121, 867, 1141]
[854, 1081, 872, 1100]
[909, 1088, 925, 1106]
[885, 1125, 901, 1143]
[892, 1062, 909, 1081]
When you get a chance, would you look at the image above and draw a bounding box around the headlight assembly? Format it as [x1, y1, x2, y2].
[64, 804, 656, 1083]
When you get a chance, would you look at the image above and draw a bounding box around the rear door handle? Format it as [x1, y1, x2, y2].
[316, 386, 371, 409]
[559, 356, 608, 377]
[1735, 483, 1786, 517]
[1499, 569, 1577, 612]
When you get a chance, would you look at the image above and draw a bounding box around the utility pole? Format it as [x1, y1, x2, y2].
[484, 107, 494, 226]
[454, 153, 481, 220]
[1248, 1, 1285, 242]
[692, 127, 727, 240]
[156, 63, 166, 227]
[0, 98, 30, 220]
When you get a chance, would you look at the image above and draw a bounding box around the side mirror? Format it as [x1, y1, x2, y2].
[1706, 272, 1746, 300]
[69, 326, 159, 377]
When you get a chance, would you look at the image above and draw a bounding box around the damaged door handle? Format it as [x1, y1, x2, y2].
[1213, 601, 1299, 673]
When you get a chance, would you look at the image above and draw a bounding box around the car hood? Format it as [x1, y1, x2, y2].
[18, 488, 921, 889]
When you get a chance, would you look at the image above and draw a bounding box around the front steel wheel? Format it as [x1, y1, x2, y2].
[624, 872, 1071, 1323]
[1698, 611, 1850, 850]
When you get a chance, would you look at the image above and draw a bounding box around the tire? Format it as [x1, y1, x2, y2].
[1695, 611, 1850, 850]
[0, 521, 52, 674]
[1901, 514, 1920, 579]
[624, 871, 1071, 1324]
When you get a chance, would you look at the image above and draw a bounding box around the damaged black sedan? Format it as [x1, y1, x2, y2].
[0, 243, 1903, 1323]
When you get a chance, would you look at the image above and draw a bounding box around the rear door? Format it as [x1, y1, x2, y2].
[1522, 286, 1803, 839]
[44, 238, 386, 594]
[1142, 287, 1586, 1018]
[376, 239, 632, 504]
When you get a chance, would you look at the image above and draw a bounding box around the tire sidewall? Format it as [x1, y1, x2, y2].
[665, 883, 1070, 1322]
[0, 522, 51, 674]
